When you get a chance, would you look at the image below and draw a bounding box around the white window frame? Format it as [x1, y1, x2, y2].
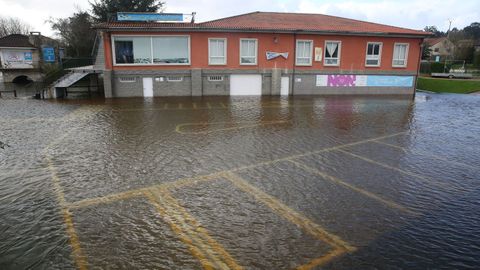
[295, 40, 313, 66]
[239, 38, 258, 65]
[365, 42, 383, 67]
[392, 43, 409, 68]
[111, 35, 191, 66]
[324, 40, 341, 67]
[208, 38, 227, 65]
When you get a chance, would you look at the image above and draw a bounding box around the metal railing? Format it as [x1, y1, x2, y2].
[61, 58, 94, 69]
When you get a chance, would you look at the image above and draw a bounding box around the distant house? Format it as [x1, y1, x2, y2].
[0, 33, 62, 88]
[424, 37, 454, 62]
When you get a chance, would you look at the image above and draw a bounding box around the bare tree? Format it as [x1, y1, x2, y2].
[0, 16, 32, 38]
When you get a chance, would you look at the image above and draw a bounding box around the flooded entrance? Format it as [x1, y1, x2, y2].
[1, 93, 479, 269]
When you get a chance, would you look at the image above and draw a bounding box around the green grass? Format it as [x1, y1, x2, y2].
[416, 77, 480, 94]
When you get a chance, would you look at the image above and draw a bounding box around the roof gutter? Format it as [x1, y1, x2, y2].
[94, 26, 431, 39]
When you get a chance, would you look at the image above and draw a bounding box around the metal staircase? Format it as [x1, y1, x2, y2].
[54, 72, 90, 88]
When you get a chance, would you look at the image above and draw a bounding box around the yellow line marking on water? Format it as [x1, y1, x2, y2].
[175, 120, 289, 135]
[335, 149, 451, 190]
[68, 189, 145, 210]
[222, 172, 356, 253]
[193, 103, 197, 109]
[178, 103, 183, 109]
[147, 188, 243, 270]
[220, 102, 227, 108]
[296, 248, 345, 270]
[68, 173, 223, 209]
[67, 131, 409, 209]
[372, 140, 478, 170]
[41, 105, 106, 270]
[46, 153, 88, 270]
[287, 160, 417, 215]
[206, 102, 212, 109]
[145, 191, 216, 270]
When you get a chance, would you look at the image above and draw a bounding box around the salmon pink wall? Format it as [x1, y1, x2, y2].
[103, 31, 422, 72]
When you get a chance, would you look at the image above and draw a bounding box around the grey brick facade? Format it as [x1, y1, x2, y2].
[105, 68, 415, 97]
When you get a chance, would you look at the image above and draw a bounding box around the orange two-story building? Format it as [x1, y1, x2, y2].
[94, 11, 430, 98]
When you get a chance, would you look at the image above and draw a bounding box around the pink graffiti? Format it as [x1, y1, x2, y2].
[327, 75, 357, 87]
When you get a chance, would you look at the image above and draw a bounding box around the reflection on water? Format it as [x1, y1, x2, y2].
[0, 93, 479, 269]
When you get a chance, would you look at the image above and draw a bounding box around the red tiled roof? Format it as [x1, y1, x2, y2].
[0, 34, 35, 48]
[95, 11, 431, 37]
[200, 12, 428, 36]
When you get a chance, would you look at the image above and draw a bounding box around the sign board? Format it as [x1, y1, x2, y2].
[314, 47, 322, 62]
[266, 51, 288, 60]
[117, 12, 183, 22]
[316, 75, 414, 87]
[42, 47, 55, 62]
[0, 50, 34, 69]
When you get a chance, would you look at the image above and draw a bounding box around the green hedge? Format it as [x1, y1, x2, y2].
[430, 62, 448, 73]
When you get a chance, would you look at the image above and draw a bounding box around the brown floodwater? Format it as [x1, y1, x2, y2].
[0, 93, 479, 269]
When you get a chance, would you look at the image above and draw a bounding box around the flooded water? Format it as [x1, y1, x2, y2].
[1, 93, 479, 269]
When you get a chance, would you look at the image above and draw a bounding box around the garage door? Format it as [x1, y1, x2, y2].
[230, 75, 262, 96]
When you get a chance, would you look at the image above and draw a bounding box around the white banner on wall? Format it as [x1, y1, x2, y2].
[0, 50, 34, 69]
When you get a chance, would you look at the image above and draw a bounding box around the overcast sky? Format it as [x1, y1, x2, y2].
[0, 0, 478, 37]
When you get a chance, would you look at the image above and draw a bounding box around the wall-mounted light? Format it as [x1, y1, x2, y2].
[273, 36, 279, 44]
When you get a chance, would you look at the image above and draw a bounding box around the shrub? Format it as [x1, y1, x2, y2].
[430, 62, 447, 73]
[474, 52, 480, 67]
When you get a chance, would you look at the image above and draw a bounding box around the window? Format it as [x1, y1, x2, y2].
[114, 36, 151, 64]
[365, 42, 382, 67]
[296, 40, 313, 66]
[118, 77, 136, 83]
[240, 39, 257, 65]
[324, 41, 341, 66]
[209, 38, 227, 65]
[393, 43, 409, 67]
[113, 35, 190, 65]
[208, 75, 224, 81]
[434, 48, 440, 52]
[152, 36, 190, 64]
[166, 76, 183, 82]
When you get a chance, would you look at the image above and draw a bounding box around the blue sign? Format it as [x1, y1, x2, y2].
[42, 47, 55, 63]
[117, 12, 183, 22]
[24, 52, 32, 61]
[366, 76, 414, 87]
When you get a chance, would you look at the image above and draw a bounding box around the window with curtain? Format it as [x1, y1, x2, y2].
[209, 38, 226, 65]
[113, 36, 190, 65]
[114, 36, 152, 64]
[296, 40, 313, 66]
[324, 41, 341, 66]
[240, 39, 257, 65]
[393, 43, 409, 67]
[365, 42, 382, 66]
